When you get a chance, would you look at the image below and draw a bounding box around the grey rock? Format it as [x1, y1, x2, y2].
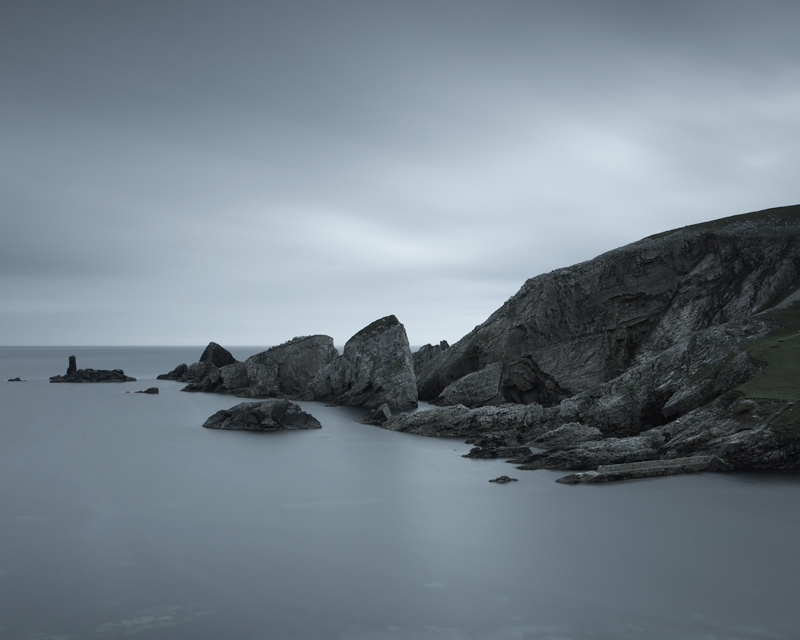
[413, 341, 449, 376]
[135, 387, 159, 394]
[7, 377, 24, 382]
[202, 399, 322, 431]
[244, 335, 338, 398]
[431, 362, 504, 408]
[383, 403, 546, 439]
[488, 475, 518, 484]
[305, 316, 417, 410]
[50, 356, 136, 383]
[417, 205, 800, 404]
[529, 422, 603, 449]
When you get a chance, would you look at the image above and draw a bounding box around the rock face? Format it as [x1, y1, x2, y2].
[380, 205, 800, 481]
[431, 362, 504, 408]
[203, 399, 321, 431]
[413, 341, 449, 376]
[305, 316, 417, 410]
[417, 205, 800, 406]
[157, 342, 238, 384]
[244, 336, 339, 398]
[50, 356, 136, 383]
[157, 337, 338, 399]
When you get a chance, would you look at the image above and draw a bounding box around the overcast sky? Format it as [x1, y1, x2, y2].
[2, 0, 799, 347]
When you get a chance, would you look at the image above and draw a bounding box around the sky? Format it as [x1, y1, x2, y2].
[2, 0, 799, 347]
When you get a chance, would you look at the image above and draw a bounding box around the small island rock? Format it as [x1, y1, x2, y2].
[203, 399, 322, 431]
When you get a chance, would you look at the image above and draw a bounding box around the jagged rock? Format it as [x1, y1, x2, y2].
[157, 342, 236, 383]
[413, 341, 449, 376]
[135, 387, 159, 394]
[359, 403, 393, 425]
[417, 205, 800, 404]
[49, 356, 136, 383]
[244, 335, 338, 398]
[199, 342, 237, 368]
[7, 377, 24, 382]
[202, 399, 321, 431]
[529, 422, 604, 449]
[431, 362, 503, 408]
[488, 475, 518, 484]
[305, 316, 417, 410]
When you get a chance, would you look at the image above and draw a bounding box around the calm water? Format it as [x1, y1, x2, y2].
[2, 347, 800, 640]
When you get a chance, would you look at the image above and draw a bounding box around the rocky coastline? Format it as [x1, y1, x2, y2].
[178, 205, 800, 482]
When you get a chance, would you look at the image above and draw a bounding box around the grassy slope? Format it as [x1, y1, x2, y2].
[735, 301, 800, 430]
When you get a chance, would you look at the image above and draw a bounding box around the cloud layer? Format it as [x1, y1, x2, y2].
[2, 0, 798, 345]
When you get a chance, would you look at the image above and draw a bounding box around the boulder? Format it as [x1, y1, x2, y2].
[203, 399, 321, 431]
[135, 387, 159, 394]
[49, 356, 136, 383]
[431, 362, 504, 408]
[305, 316, 417, 410]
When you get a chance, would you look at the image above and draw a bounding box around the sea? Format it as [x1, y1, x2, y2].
[2, 346, 800, 640]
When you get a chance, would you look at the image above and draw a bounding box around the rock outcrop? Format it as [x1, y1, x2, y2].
[305, 316, 417, 410]
[413, 341, 449, 376]
[203, 399, 321, 431]
[157, 342, 238, 384]
[243, 336, 339, 398]
[431, 362, 504, 408]
[380, 205, 800, 481]
[158, 337, 338, 399]
[50, 356, 136, 383]
[417, 205, 800, 407]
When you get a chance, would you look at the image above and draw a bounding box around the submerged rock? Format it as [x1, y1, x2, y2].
[203, 399, 321, 431]
[305, 316, 417, 410]
[49, 356, 136, 383]
[135, 387, 159, 394]
[7, 377, 24, 382]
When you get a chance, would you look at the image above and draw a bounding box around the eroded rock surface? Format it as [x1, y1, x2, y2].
[244, 336, 338, 398]
[305, 316, 417, 410]
[203, 399, 321, 431]
[431, 362, 503, 408]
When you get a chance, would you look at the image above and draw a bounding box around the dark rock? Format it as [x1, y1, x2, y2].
[244, 335, 338, 398]
[157, 362, 188, 381]
[463, 446, 531, 459]
[359, 403, 393, 425]
[135, 387, 159, 394]
[413, 341, 449, 376]
[50, 356, 136, 383]
[203, 399, 322, 431]
[199, 342, 238, 368]
[7, 377, 24, 382]
[488, 475, 518, 484]
[417, 205, 800, 404]
[305, 316, 417, 410]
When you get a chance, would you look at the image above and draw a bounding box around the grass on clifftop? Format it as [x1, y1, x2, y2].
[354, 315, 400, 338]
[736, 301, 800, 407]
[646, 204, 800, 241]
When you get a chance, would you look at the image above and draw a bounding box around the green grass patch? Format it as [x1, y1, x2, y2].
[645, 204, 800, 241]
[355, 315, 400, 338]
[736, 301, 800, 402]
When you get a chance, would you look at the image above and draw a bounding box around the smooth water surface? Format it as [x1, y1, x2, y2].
[2, 347, 800, 639]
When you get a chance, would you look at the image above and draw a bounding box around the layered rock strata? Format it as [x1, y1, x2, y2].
[305, 316, 417, 410]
